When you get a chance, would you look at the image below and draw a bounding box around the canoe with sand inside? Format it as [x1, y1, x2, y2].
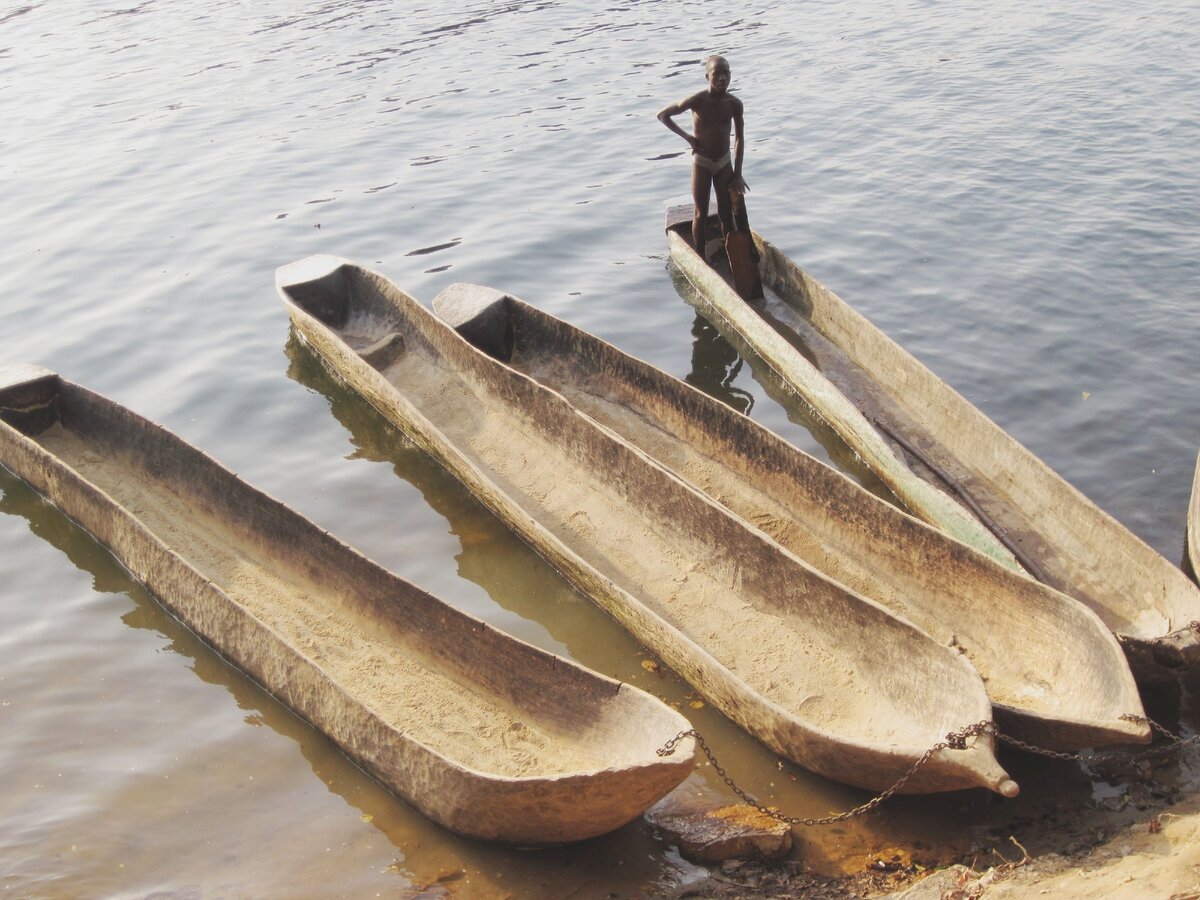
[0, 364, 695, 844]
[431, 282, 1150, 754]
[277, 255, 1017, 798]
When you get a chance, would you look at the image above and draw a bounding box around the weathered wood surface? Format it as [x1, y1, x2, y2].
[0, 365, 695, 844]
[432, 283, 1148, 752]
[1190, 451, 1200, 583]
[278, 254, 1017, 797]
[665, 206, 1200, 667]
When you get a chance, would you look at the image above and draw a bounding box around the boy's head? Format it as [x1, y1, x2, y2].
[706, 55, 731, 93]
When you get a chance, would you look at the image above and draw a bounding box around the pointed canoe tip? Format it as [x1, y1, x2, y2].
[968, 747, 1018, 798]
[664, 198, 694, 231]
[275, 254, 350, 290]
[1118, 715, 1154, 745]
[0, 364, 57, 393]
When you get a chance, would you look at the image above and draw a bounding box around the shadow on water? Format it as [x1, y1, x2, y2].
[684, 312, 755, 416]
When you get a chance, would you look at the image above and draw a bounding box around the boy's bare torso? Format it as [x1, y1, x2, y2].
[682, 89, 741, 160]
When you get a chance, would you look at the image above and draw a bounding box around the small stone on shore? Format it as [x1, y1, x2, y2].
[646, 794, 793, 862]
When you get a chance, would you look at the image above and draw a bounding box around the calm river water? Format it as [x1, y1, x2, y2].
[2, 1, 1198, 896]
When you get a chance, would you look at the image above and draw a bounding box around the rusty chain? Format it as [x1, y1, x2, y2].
[656, 714, 1200, 827]
[657, 721, 998, 826]
[1119, 620, 1200, 647]
[1170, 621, 1200, 640]
[998, 714, 1200, 763]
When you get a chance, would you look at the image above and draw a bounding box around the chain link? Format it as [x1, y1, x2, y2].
[999, 714, 1200, 763]
[656, 713, 1200, 827]
[1126, 620, 1200, 646]
[658, 721, 998, 826]
[1174, 621, 1200, 640]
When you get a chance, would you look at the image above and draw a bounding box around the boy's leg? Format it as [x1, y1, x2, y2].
[690, 164, 713, 260]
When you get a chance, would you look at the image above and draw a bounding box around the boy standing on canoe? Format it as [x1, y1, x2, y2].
[657, 55, 748, 262]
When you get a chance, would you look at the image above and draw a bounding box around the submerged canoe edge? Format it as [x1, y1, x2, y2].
[278, 256, 1016, 798]
[0, 363, 695, 845]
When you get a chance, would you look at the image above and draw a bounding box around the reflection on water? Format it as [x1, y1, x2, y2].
[0, 470, 135, 599]
[668, 262, 898, 503]
[684, 312, 754, 416]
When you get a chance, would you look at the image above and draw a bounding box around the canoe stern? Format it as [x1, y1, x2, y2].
[0, 364, 61, 435]
[275, 254, 354, 329]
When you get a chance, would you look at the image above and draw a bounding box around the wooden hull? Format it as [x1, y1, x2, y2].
[277, 255, 1017, 797]
[0, 364, 695, 845]
[666, 209, 1200, 666]
[1190, 451, 1200, 583]
[431, 284, 1148, 752]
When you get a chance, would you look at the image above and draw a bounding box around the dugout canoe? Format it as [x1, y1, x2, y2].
[278, 254, 1017, 797]
[432, 283, 1149, 752]
[0, 364, 695, 845]
[1190, 451, 1200, 582]
[666, 206, 1200, 666]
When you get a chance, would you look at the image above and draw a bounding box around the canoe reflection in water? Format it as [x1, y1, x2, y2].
[685, 313, 754, 416]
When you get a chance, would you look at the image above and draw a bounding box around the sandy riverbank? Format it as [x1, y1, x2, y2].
[885, 793, 1200, 899]
[659, 797, 1200, 898]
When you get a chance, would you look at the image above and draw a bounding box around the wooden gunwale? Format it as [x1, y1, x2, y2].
[431, 284, 1148, 752]
[276, 255, 1016, 797]
[1190, 451, 1200, 583]
[0, 364, 694, 845]
[665, 209, 1200, 659]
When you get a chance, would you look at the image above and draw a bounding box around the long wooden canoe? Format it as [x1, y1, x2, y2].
[1190, 451, 1200, 583]
[666, 207, 1200, 665]
[0, 364, 695, 845]
[278, 255, 1017, 797]
[431, 283, 1149, 752]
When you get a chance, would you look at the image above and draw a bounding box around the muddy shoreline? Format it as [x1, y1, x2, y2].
[659, 785, 1197, 899]
[653, 677, 1200, 899]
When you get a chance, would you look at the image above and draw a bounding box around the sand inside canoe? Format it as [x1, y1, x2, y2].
[34, 423, 609, 778]
[359, 326, 955, 750]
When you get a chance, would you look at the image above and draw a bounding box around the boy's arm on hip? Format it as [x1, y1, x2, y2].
[657, 92, 699, 121]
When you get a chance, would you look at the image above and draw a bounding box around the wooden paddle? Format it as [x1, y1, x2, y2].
[725, 189, 763, 301]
